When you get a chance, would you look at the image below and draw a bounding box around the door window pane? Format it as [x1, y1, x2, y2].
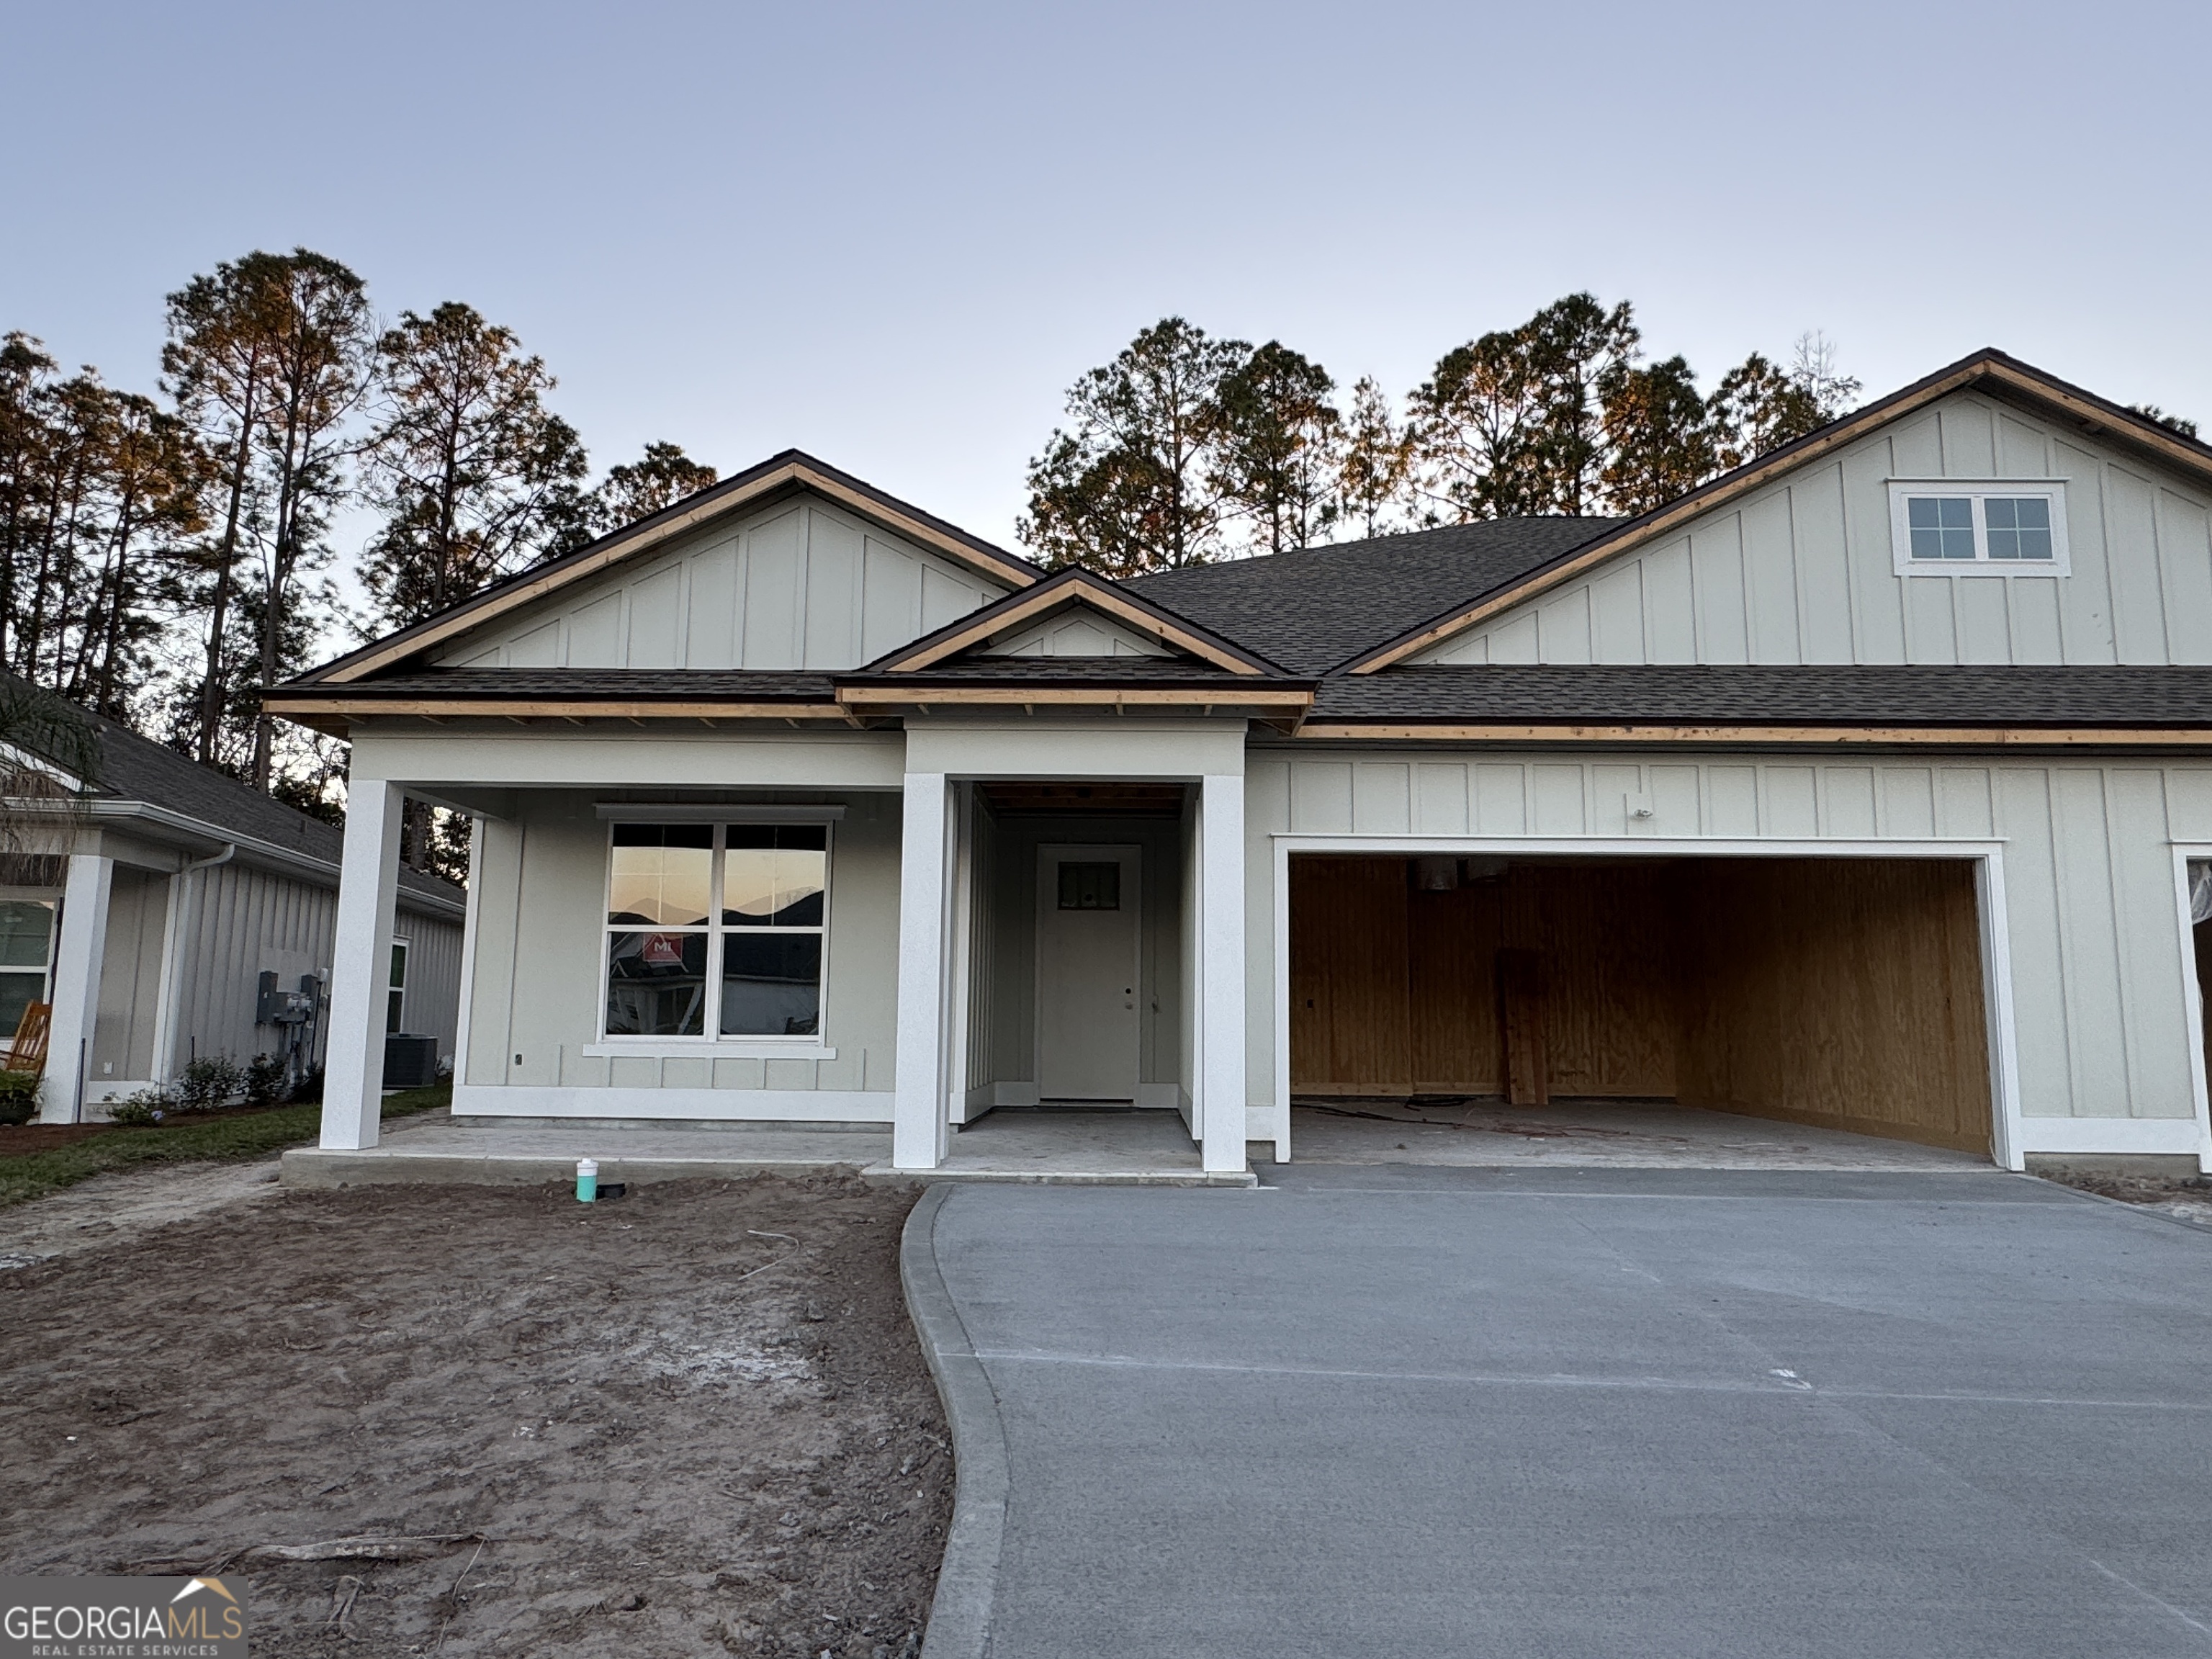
[606, 930, 708, 1035]
[608, 824, 713, 925]
[723, 824, 827, 926]
[720, 932, 822, 1035]
[0, 900, 53, 968]
[1058, 862, 1121, 910]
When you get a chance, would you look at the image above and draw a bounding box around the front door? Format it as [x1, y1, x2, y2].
[1036, 845, 1141, 1101]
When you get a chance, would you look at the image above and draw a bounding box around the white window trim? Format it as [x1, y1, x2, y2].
[387, 935, 410, 1034]
[595, 804, 846, 823]
[580, 1041, 838, 1061]
[1887, 480, 2071, 576]
[598, 819, 834, 1048]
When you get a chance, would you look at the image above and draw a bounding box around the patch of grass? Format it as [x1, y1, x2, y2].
[0, 1086, 450, 1210]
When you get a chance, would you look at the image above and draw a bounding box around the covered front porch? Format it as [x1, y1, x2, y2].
[307, 717, 1254, 1176]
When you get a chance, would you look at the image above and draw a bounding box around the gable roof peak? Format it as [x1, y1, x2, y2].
[1339, 346, 2212, 673]
[296, 449, 1041, 685]
[863, 563, 1287, 677]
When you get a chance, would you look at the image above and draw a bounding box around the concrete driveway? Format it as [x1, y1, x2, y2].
[904, 1165, 2212, 1659]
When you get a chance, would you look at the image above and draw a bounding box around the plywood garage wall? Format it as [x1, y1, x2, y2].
[1290, 858, 1413, 1094]
[1287, 855, 1992, 1153]
[1290, 859, 1677, 1099]
[1673, 858, 1990, 1152]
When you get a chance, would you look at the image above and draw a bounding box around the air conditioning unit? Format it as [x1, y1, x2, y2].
[383, 1033, 439, 1089]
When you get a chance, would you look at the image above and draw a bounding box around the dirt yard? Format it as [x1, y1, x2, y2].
[2041, 1166, 2212, 1228]
[0, 1174, 952, 1657]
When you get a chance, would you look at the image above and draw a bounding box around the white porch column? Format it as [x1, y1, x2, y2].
[40, 852, 114, 1123]
[1196, 772, 1248, 1174]
[893, 770, 953, 1170]
[321, 778, 404, 1151]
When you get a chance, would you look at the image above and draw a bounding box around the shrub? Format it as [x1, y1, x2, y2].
[0, 1071, 38, 1126]
[245, 1053, 287, 1108]
[104, 1087, 174, 1127]
[291, 1064, 325, 1105]
[175, 1056, 245, 1113]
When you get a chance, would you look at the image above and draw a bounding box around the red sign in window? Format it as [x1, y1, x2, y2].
[641, 933, 686, 968]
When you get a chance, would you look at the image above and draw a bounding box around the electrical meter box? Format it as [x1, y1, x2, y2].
[257, 971, 318, 1025]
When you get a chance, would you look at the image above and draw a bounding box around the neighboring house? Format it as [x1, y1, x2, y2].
[268, 350, 2212, 1174]
[0, 678, 466, 1121]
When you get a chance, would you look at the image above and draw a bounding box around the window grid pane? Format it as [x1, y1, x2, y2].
[1984, 496, 2053, 560]
[0, 901, 53, 969]
[606, 929, 709, 1035]
[608, 823, 713, 925]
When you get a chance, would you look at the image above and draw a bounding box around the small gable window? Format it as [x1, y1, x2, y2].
[1889, 481, 2069, 574]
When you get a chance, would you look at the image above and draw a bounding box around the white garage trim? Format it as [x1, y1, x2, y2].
[2012, 1115, 2204, 1157]
[1266, 834, 2026, 1171]
[2168, 843, 2212, 1172]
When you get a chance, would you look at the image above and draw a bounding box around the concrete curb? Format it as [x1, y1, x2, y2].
[901, 1183, 1010, 1659]
[866, 1163, 1256, 1189]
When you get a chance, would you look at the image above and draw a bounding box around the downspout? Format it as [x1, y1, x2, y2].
[147, 842, 236, 1089]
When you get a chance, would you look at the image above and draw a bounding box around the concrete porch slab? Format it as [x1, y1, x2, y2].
[867, 1107, 1258, 1188]
[279, 1111, 890, 1188]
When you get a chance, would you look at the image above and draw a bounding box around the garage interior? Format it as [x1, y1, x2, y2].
[1289, 854, 1995, 1157]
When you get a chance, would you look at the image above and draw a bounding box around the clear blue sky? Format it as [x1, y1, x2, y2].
[7, 0, 2208, 552]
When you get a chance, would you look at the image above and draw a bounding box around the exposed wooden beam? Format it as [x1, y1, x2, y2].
[837, 685, 1313, 710]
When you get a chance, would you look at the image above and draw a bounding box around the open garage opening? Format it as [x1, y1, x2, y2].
[1287, 853, 1999, 1164]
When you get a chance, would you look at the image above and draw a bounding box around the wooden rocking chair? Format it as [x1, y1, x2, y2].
[3, 1001, 50, 1076]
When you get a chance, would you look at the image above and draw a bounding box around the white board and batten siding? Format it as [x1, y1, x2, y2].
[1244, 751, 2212, 1158]
[977, 611, 1172, 657]
[435, 498, 1007, 672]
[1414, 390, 2212, 667]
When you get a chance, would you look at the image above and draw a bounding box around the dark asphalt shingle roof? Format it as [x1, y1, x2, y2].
[1126, 518, 1619, 675]
[1311, 665, 2212, 727]
[2, 676, 460, 909]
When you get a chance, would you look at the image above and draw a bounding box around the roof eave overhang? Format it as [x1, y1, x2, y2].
[836, 680, 1316, 732]
[262, 693, 855, 737]
[300, 457, 1039, 687]
[1343, 351, 2212, 675]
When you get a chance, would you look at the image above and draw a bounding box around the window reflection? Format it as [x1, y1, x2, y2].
[723, 825, 826, 926]
[606, 929, 709, 1035]
[721, 933, 822, 1035]
[608, 823, 712, 925]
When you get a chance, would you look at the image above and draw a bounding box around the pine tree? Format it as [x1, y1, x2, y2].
[246, 253, 372, 788]
[1599, 356, 1715, 516]
[586, 441, 718, 535]
[361, 302, 589, 629]
[1213, 343, 1341, 555]
[1018, 318, 1250, 575]
[163, 253, 292, 763]
[1335, 376, 1416, 539]
[1408, 293, 1640, 521]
